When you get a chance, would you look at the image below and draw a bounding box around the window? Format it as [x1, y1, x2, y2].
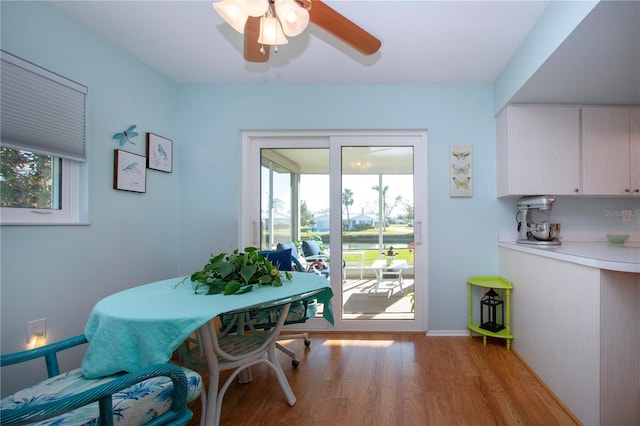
[0, 147, 80, 224]
[1, 51, 86, 225]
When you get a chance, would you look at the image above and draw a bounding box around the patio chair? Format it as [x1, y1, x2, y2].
[274, 242, 327, 273]
[301, 240, 331, 278]
[343, 251, 365, 281]
[240, 248, 311, 368]
[1, 335, 203, 426]
[276, 241, 300, 260]
[268, 247, 313, 365]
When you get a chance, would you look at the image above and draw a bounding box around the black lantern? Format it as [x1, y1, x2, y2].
[480, 288, 505, 332]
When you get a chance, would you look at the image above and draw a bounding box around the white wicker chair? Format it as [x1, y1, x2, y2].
[178, 301, 297, 426]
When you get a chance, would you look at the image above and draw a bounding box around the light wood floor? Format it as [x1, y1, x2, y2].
[187, 333, 581, 425]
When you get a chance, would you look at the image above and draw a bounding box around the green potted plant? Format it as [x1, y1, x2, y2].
[185, 247, 292, 295]
[405, 289, 415, 312]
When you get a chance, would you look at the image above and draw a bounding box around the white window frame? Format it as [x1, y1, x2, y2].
[1, 51, 87, 226]
[1, 156, 81, 225]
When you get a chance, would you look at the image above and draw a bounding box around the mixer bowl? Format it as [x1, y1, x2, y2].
[531, 223, 561, 241]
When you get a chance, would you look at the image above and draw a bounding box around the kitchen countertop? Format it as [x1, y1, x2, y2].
[498, 241, 640, 273]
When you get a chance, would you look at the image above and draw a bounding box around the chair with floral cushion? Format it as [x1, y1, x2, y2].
[0, 335, 203, 426]
[213, 247, 312, 367]
[177, 246, 315, 372]
[181, 298, 303, 426]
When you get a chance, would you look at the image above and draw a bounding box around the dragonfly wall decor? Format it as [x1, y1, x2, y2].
[113, 124, 139, 146]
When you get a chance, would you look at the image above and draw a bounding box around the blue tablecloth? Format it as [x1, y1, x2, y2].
[81, 272, 333, 378]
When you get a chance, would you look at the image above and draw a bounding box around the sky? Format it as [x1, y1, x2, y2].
[299, 174, 413, 218]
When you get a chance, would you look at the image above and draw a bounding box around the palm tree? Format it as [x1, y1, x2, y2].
[372, 184, 389, 229]
[342, 188, 354, 230]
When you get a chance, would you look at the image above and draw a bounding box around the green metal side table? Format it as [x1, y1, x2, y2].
[467, 276, 514, 350]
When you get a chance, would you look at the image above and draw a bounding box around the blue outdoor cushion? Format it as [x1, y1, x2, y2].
[260, 248, 292, 271]
[276, 242, 297, 253]
[302, 240, 322, 257]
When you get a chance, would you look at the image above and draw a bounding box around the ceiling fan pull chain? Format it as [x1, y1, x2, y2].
[271, 0, 280, 52]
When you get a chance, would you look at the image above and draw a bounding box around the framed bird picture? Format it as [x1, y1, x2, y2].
[114, 149, 146, 193]
[449, 143, 472, 197]
[146, 133, 173, 173]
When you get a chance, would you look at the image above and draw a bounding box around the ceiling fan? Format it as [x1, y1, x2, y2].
[213, 0, 382, 63]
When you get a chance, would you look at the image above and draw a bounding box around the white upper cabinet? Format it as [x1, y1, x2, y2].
[497, 105, 581, 197]
[582, 107, 640, 196]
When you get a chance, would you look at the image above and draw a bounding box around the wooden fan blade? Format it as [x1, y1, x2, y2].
[309, 0, 381, 56]
[244, 16, 270, 62]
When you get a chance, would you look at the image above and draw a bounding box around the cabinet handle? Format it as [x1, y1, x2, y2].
[634, 189, 640, 193]
[625, 188, 631, 193]
[574, 188, 580, 193]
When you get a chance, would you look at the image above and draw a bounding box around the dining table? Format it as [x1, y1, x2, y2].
[81, 271, 334, 425]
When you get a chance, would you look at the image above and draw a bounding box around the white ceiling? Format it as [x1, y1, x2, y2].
[51, 1, 639, 104]
[51, 0, 549, 84]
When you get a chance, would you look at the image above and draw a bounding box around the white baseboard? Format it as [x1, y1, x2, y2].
[426, 330, 469, 336]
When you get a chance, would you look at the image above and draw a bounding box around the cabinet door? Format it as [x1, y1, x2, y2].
[501, 105, 580, 196]
[630, 108, 640, 195]
[582, 107, 631, 195]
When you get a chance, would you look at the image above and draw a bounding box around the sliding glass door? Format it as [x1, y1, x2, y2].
[340, 146, 415, 320]
[241, 131, 427, 331]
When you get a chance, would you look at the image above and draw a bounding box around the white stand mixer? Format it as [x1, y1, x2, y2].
[516, 195, 561, 245]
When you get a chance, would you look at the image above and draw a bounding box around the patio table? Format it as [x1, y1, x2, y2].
[369, 259, 408, 295]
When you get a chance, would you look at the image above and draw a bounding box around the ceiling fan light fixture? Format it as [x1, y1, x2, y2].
[258, 16, 289, 46]
[275, 0, 310, 37]
[212, 1, 248, 34]
[237, 0, 270, 17]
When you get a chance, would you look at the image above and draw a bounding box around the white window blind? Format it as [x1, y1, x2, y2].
[1, 50, 87, 162]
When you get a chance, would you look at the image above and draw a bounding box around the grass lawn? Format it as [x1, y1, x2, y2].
[344, 248, 414, 266]
[268, 224, 415, 266]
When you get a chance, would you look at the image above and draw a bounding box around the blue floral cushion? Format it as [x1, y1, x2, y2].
[0, 366, 202, 425]
[221, 299, 307, 329]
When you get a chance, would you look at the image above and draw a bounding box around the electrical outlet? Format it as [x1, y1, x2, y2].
[623, 209, 632, 222]
[29, 318, 46, 339]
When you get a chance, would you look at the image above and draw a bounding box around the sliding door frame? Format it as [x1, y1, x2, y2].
[241, 130, 429, 332]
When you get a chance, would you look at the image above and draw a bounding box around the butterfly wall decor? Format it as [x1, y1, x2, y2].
[452, 163, 470, 175]
[449, 144, 473, 197]
[452, 176, 471, 190]
[451, 150, 471, 161]
[113, 124, 139, 146]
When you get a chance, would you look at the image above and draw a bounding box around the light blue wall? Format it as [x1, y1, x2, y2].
[1, 1, 180, 394]
[174, 84, 506, 333]
[531, 197, 640, 234]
